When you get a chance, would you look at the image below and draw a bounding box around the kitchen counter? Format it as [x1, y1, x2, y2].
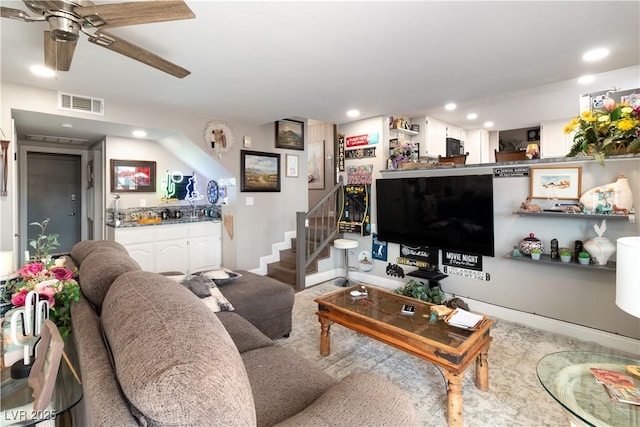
[106, 216, 221, 228]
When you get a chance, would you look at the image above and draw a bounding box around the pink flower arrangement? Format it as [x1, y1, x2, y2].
[5, 219, 80, 338]
[8, 259, 79, 338]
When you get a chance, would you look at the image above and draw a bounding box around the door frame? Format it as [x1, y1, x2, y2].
[19, 145, 89, 263]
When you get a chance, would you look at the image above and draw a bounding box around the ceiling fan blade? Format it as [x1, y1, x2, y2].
[75, 1, 195, 29]
[44, 31, 77, 71]
[1, 6, 42, 22]
[88, 30, 190, 78]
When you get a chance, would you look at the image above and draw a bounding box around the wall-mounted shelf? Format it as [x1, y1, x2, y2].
[505, 253, 616, 271]
[513, 211, 632, 222]
[389, 127, 419, 136]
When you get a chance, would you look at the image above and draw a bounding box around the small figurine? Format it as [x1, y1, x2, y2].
[612, 204, 629, 215]
[520, 197, 542, 212]
[511, 246, 522, 257]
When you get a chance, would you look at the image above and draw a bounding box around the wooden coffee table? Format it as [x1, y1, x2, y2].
[315, 285, 493, 427]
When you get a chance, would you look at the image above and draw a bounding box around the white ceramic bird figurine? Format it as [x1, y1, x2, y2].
[594, 219, 607, 237]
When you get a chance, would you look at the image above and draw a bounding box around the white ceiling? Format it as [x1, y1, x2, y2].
[1, 1, 639, 143]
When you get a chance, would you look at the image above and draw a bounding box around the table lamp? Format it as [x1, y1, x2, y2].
[615, 236, 640, 318]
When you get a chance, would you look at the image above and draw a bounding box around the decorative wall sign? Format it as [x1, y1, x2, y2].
[372, 233, 387, 261]
[337, 134, 345, 171]
[493, 166, 529, 178]
[346, 133, 379, 148]
[346, 164, 373, 185]
[204, 119, 235, 159]
[345, 147, 377, 159]
[357, 251, 374, 271]
[442, 250, 483, 271]
[442, 265, 490, 281]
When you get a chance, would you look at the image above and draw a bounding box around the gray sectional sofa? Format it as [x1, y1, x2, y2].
[68, 240, 418, 426]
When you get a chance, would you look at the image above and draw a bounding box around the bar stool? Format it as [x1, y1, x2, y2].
[334, 238, 358, 287]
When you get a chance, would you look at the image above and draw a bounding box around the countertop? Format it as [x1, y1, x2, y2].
[106, 216, 221, 228]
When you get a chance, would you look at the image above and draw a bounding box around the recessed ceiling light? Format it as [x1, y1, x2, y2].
[60, 123, 73, 128]
[582, 47, 609, 62]
[346, 109, 360, 118]
[30, 65, 55, 78]
[467, 113, 478, 120]
[132, 130, 147, 138]
[484, 121, 494, 128]
[445, 103, 457, 111]
[578, 75, 595, 84]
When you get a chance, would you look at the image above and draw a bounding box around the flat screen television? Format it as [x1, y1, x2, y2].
[375, 174, 495, 257]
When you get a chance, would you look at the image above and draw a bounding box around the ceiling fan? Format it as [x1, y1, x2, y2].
[0, 0, 195, 78]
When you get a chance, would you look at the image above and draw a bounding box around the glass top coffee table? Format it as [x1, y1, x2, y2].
[537, 351, 640, 427]
[315, 284, 493, 427]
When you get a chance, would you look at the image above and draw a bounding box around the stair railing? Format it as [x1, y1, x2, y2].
[295, 176, 343, 290]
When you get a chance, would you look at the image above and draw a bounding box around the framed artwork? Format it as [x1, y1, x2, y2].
[275, 119, 304, 150]
[285, 154, 299, 177]
[307, 140, 325, 189]
[240, 150, 281, 192]
[110, 159, 156, 192]
[530, 166, 582, 200]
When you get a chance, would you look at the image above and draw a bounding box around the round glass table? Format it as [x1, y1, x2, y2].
[537, 351, 639, 427]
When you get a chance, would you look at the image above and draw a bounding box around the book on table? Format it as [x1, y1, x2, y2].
[444, 309, 485, 329]
[590, 368, 640, 406]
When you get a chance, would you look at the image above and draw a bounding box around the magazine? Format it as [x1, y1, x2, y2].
[590, 368, 640, 406]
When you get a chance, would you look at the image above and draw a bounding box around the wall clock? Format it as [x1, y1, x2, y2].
[207, 180, 219, 204]
[203, 119, 234, 159]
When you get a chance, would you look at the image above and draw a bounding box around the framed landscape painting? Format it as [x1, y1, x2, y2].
[240, 150, 281, 192]
[110, 159, 156, 192]
[275, 119, 304, 150]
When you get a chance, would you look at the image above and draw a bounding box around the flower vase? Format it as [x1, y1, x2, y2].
[583, 237, 616, 265]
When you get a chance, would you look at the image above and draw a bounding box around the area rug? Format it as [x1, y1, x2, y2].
[275, 281, 631, 427]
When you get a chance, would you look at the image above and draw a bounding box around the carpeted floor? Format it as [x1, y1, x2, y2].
[275, 281, 634, 427]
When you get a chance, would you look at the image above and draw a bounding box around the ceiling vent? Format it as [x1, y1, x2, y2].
[25, 134, 89, 145]
[58, 92, 104, 115]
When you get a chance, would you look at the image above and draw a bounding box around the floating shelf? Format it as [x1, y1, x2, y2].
[389, 127, 419, 136]
[505, 253, 616, 272]
[513, 211, 631, 221]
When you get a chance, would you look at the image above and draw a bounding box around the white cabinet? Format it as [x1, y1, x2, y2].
[106, 221, 222, 274]
[540, 119, 574, 158]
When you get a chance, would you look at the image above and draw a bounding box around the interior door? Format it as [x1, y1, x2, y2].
[26, 153, 81, 255]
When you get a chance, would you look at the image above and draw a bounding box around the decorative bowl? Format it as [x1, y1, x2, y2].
[519, 233, 544, 255]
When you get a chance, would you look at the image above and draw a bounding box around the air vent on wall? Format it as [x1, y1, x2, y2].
[25, 134, 89, 145]
[58, 92, 104, 115]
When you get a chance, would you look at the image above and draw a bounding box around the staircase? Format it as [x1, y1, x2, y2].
[266, 231, 333, 288]
[266, 179, 343, 290]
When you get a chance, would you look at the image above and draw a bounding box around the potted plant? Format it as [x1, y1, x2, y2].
[395, 279, 446, 305]
[578, 251, 591, 265]
[530, 248, 542, 260]
[565, 97, 640, 164]
[560, 248, 572, 263]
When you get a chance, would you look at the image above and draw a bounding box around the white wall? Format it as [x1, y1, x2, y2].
[0, 82, 309, 271]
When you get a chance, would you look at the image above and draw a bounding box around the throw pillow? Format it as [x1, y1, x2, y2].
[165, 274, 235, 312]
[195, 268, 242, 286]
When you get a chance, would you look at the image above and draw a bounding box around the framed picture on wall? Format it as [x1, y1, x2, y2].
[240, 150, 281, 192]
[308, 140, 324, 189]
[275, 119, 304, 150]
[110, 159, 156, 192]
[530, 166, 582, 200]
[285, 154, 299, 177]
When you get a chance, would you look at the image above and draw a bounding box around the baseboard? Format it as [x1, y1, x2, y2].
[347, 272, 640, 355]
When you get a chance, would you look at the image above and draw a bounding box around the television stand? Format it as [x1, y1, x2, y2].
[407, 269, 448, 286]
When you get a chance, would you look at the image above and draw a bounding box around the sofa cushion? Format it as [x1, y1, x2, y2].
[71, 240, 128, 266]
[215, 312, 273, 353]
[78, 251, 141, 313]
[101, 270, 256, 426]
[241, 346, 335, 427]
[219, 271, 294, 339]
[70, 296, 138, 426]
[274, 373, 419, 427]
